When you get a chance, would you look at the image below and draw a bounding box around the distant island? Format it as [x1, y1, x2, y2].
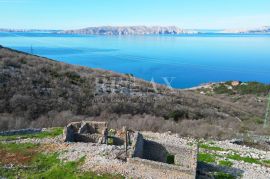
[58, 26, 198, 35]
[0, 28, 60, 33]
[1, 25, 270, 35]
[222, 26, 270, 34]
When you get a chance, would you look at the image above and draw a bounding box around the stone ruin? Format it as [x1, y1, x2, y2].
[63, 121, 125, 145]
[63, 121, 198, 179]
[128, 132, 198, 179]
[63, 121, 108, 143]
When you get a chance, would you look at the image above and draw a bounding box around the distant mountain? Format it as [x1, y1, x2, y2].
[222, 26, 270, 34]
[0, 29, 60, 33]
[59, 26, 198, 35]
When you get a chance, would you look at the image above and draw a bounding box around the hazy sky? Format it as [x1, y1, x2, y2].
[0, 0, 269, 29]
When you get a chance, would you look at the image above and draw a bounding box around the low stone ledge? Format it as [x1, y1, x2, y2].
[127, 157, 195, 179]
[0, 128, 43, 136]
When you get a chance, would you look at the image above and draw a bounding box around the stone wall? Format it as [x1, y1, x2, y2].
[166, 145, 198, 174]
[129, 132, 144, 158]
[143, 140, 168, 162]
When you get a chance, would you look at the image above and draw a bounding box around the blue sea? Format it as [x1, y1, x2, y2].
[0, 32, 270, 88]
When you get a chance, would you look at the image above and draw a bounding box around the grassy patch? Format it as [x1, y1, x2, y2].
[213, 172, 236, 179]
[0, 143, 39, 166]
[219, 160, 233, 167]
[0, 128, 63, 141]
[200, 143, 224, 151]
[198, 153, 216, 163]
[0, 142, 37, 152]
[227, 154, 261, 164]
[0, 143, 124, 179]
[263, 160, 270, 167]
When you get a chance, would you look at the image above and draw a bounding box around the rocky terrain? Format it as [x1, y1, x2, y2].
[59, 26, 197, 35]
[0, 128, 269, 178]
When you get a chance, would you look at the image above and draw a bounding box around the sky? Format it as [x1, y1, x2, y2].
[0, 0, 269, 30]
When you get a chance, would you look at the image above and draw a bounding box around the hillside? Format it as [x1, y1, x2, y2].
[0, 46, 269, 139]
[59, 26, 197, 35]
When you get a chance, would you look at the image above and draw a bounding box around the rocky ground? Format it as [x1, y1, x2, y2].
[198, 139, 270, 179]
[0, 130, 270, 179]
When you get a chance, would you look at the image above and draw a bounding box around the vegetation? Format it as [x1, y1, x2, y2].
[199, 143, 224, 151]
[0, 128, 63, 141]
[198, 153, 216, 163]
[0, 142, 38, 153]
[235, 82, 270, 95]
[1, 46, 268, 139]
[219, 160, 233, 167]
[227, 154, 261, 164]
[263, 160, 270, 167]
[213, 81, 270, 95]
[0, 143, 123, 179]
[167, 110, 189, 121]
[214, 83, 235, 95]
[213, 172, 236, 179]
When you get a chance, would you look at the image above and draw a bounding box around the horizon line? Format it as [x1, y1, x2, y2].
[0, 25, 269, 31]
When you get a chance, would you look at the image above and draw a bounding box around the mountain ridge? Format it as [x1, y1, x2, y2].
[59, 26, 198, 35]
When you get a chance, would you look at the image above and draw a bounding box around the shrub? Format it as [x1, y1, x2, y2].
[168, 109, 189, 121]
[64, 71, 82, 84]
[3, 58, 21, 68]
[213, 84, 234, 95]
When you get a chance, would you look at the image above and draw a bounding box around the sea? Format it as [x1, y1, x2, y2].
[0, 32, 270, 88]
